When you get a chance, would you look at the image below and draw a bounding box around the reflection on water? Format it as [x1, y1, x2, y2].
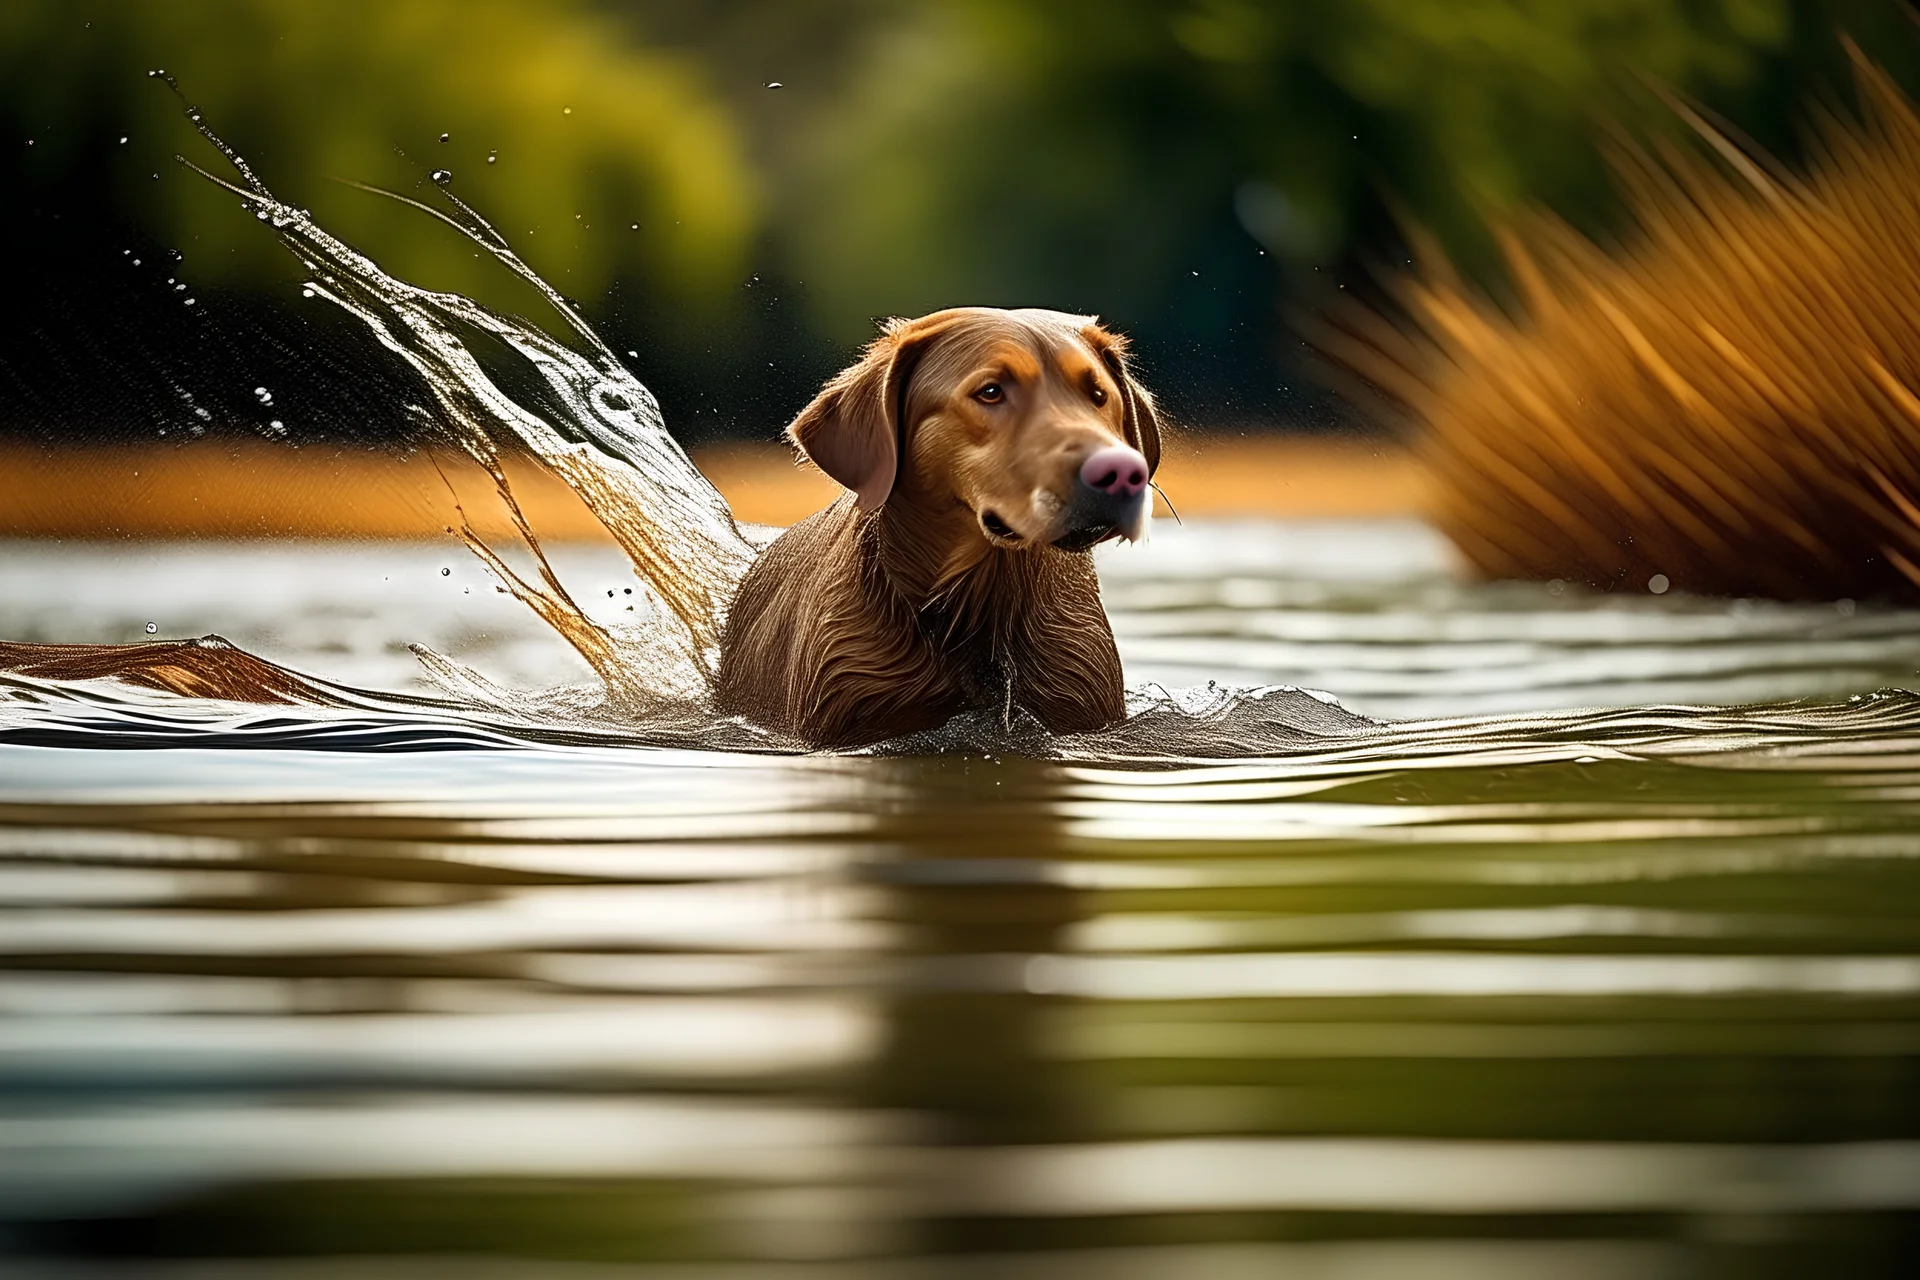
[4, 530, 1920, 1273]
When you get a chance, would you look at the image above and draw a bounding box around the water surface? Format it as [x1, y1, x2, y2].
[5, 523, 1920, 1275]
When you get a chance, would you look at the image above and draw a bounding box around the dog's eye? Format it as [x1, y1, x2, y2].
[974, 383, 1005, 405]
[1089, 384, 1109, 407]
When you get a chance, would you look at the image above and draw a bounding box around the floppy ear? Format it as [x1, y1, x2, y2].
[1087, 326, 1162, 475]
[786, 318, 943, 510]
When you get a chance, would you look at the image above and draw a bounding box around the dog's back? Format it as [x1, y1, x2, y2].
[716, 494, 1123, 747]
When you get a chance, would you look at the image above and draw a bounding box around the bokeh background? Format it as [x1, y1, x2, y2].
[5, 0, 1919, 456]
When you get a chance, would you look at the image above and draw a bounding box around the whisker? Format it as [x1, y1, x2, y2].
[1149, 481, 1183, 525]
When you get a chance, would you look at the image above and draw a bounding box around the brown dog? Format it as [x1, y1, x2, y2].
[715, 307, 1162, 747]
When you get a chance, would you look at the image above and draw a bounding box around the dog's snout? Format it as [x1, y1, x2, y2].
[1052, 441, 1151, 550]
[1078, 444, 1148, 499]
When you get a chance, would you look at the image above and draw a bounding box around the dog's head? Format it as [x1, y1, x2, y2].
[787, 307, 1162, 550]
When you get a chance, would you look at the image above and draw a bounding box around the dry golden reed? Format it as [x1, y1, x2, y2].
[1331, 49, 1920, 601]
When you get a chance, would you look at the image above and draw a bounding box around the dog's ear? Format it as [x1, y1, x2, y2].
[1085, 325, 1162, 475]
[787, 317, 945, 510]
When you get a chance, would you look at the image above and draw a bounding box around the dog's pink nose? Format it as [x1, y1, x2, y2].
[1079, 444, 1148, 498]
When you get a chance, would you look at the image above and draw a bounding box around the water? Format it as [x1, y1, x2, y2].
[6, 528, 1920, 1275]
[7, 97, 1920, 1274]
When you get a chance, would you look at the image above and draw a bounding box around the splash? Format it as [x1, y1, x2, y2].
[151, 73, 754, 710]
[110, 85, 1366, 757]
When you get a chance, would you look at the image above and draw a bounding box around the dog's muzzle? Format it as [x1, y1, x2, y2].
[1052, 444, 1150, 549]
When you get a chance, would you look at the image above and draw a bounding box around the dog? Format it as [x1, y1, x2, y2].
[715, 307, 1162, 747]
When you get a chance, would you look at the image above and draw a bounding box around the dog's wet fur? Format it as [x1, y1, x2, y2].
[716, 307, 1162, 747]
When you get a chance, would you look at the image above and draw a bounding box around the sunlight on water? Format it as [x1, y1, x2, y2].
[6, 720, 1920, 1270]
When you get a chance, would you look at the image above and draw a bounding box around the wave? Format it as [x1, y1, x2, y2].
[8, 635, 1920, 770]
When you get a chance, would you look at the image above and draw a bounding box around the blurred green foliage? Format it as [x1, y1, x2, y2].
[0, 0, 757, 310]
[1, 0, 1917, 433]
[787, 0, 1888, 340]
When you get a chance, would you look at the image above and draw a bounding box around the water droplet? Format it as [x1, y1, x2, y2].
[631, 223, 639, 230]
[430, 169, 452, 185]
[441, 567, 451, 576]
[145, 623, 158, 634]
[766, 81, 783, 89]
[439, 132, 450, 143]
[118, 136, 128, 145]
[1647, 573, 1670, 594]
[562, 106, 572, 115]
[487, 151, 497, 164]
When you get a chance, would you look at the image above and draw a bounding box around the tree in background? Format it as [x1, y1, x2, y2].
[2, 0, 755, 307]
[781, 0, 1919, 422]
[2, 0, 1917, 440]
[0, 0, 768, 444]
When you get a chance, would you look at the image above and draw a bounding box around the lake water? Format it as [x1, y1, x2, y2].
[5, 519, 1920, 1275]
